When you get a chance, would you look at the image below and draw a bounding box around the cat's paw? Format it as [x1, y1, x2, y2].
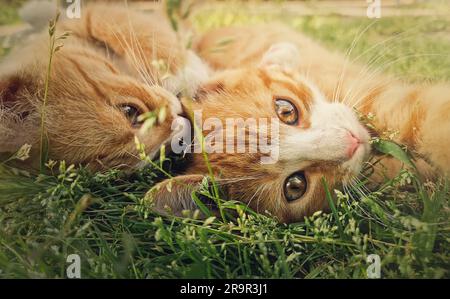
[163, 50, 211, 99]
[260, 42, 301, 70]
[136, 86, 185, 162]
[165, 90, 183, 118]
[145, 86, 182, 124]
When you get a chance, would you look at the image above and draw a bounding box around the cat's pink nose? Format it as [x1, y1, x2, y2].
[346, 131, 361, 158]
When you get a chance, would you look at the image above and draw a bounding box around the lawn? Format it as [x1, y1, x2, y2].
[0, 1, 449, 278]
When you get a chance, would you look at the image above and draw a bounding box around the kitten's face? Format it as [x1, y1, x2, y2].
[185, 66, 370, 222]
[0, 46, 181, 170]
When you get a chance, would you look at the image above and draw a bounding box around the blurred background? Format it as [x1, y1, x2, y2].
[1, 0, 449, 81]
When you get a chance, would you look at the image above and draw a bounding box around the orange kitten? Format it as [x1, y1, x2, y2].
[148, 24, 449, 223]
[3, 3, 448, 223]
[194, 25, 450, 176]
[0, 2, 206, 170]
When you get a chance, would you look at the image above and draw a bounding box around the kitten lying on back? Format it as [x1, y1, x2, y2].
[148, 25, 450, 223]
[2, 3, 448, 223]
[193, 25, 450, 176]
[0, 2, 207, 170]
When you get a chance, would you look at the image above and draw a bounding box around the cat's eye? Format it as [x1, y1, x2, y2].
[275, 98, 298, 125]
[284, 172, 307, 202]
[119, 104, 143, 127]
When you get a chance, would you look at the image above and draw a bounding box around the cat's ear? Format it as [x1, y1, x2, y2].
[144, 174, 222, 217]
[259, 42, 301, 70]
[0, 75, 33, 119]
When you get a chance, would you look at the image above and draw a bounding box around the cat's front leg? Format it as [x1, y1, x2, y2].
[133, 85, 185, 161]
[162, 50, 211, 99]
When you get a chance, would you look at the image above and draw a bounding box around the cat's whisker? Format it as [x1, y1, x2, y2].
[342, 43, 404, 106]
[351, 176, 395, 223]
[245, 184, 265, 214]
[350, 53, 445, 108]
[121, 5, 157, 83]
[128, 26, 159, 85]
[333, 20, 378, 103]
[111, 28, 157, 88]
[110, 13, 168, 89]
[346, 179, 390, 226]
[303, 60, 312, 82]
[129, 31, 164, 87]
[341, 20, 438, 106]
[353, 177, 372, 197]
[256, 184, 270, 217]
[349, 53, 446, 109]
[343, 43, 414, 107]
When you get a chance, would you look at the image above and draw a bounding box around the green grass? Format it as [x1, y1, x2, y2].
[292, 15, 450, 82]
[0, 0, 27, 57]
[0, 152, 448, 278]
[0, 1, 449, 278]
[0, 0, 24, 26]
[194, 4, 450, 82]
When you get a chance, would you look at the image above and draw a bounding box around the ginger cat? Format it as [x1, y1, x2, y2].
[194, 25, 450, 178]
[2, 2, 448, 223]
[148, 25, 450, 223]
[0, 2, 207, 170]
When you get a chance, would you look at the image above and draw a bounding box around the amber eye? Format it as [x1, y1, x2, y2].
[275, 99, 298, 125]
[119, 104, 143, 127]
[284, 172, 307, 202]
